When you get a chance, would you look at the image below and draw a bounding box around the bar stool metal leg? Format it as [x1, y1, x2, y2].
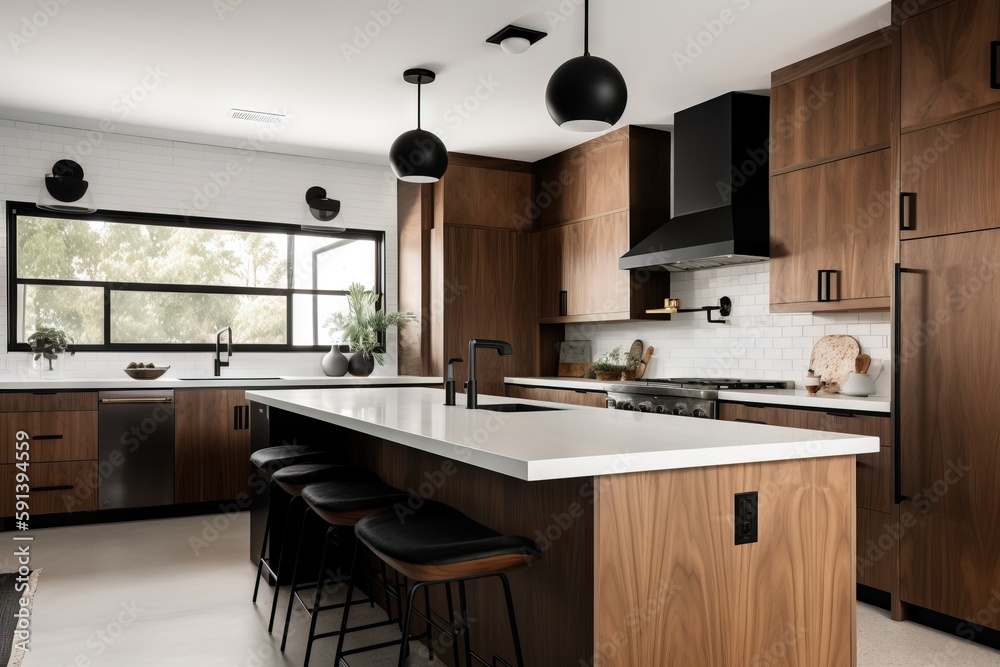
[251, 496, 271, 602]
[458, 581, 473, 667]
[333, 544, 362, 666]
[498, 573, 525, 667]
[444, 582, 461, 667]
[299, 525, 336, 665]
[270, 498, 308, 633]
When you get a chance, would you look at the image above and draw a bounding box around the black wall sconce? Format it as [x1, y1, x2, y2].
[305, 186, 341, 222]
[39, 159, 96, 213]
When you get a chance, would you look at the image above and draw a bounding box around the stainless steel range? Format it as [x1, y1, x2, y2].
[606, 378, 791, 419]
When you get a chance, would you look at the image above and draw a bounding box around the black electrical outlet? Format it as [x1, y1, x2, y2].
[735, 491, 758, 545]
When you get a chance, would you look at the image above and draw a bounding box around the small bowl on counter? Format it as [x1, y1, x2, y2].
[123, 365, 170, 380]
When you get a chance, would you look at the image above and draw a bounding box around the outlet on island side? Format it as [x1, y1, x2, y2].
[735, 491, 758, 545]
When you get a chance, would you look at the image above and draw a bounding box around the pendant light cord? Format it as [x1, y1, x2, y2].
[416, 78, 422, 130]
[584, 0, 590, 56]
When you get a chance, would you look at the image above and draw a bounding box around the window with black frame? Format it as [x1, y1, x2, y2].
[6, 203, 384, 352]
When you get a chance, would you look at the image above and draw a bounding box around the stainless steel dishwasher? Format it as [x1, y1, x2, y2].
[98, 390, 175, 510]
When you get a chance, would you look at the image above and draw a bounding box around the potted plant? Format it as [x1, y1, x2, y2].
[326, 283, 416, 377]
[27, 326, 73, 372]
[590, 345, 640, 381]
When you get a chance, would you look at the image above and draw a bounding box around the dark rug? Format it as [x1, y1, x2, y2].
[0, 570, 40, 667]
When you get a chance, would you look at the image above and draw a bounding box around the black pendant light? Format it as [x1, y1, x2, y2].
[389, 68, 448, 183]
[545, 0, 627, 132]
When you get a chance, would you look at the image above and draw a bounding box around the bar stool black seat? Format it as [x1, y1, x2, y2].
[250, 445, 334, 481]
[280, 478, 412, 666]
[338, 500, 541, 667]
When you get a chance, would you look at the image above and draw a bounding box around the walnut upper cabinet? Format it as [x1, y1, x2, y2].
[771, 151, 894, 308]
[898, 0, 1000, 132]
[535, 126, 672, 323]
[770, 44, 892, 170]
[769, 31, 897, 313]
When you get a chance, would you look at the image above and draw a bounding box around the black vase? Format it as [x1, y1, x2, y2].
[348, 351, 375, 377]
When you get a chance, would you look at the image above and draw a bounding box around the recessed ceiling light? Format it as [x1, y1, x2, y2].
[226, 108, 286, 123]
[486, 25, 547, 55]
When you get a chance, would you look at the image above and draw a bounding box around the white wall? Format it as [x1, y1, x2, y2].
[566, 263, 892, 395]
[0, 118, 400, 379]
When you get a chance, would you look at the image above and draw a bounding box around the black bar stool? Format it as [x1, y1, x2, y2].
[336, 500, 541, 667]
[252, 445, 337, 604]
[280, 477, 412, 666]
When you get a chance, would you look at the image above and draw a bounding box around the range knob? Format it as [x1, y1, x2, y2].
[672, 403, 688, 416]
[654, 404, 668, 414]
[637, 401, 654, 413]
[621, 402, 635, 411]
[692, 408, 708, 419]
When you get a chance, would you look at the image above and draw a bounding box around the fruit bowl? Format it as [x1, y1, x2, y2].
[123, 366, 170, 380]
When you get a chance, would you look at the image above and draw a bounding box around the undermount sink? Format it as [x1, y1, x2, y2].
[476, 403, 563, 413]
[177, 377, 284, 381]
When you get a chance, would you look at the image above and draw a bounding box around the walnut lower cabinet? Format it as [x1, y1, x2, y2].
[719, 402, 895, 604]
[504, 384, 608, 408]
[0, 392, 99, 517]
[174, 389, 250, 504]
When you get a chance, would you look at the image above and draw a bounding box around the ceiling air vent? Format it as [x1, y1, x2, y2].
[227, 108, 286, 123]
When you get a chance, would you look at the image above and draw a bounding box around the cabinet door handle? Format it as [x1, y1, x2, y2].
[34, 484, 73, 492]
[900, 192, 916, 231]
[817, 270, 838, 302]
[244, 405, 250, 430]
[234, 405, 240, 430]
[991, 41, 1000, 90]
[559, 290, 568, 317]
[735, 418, 767, 425]
[33, 434, 65, 440]
[893, 263, 907, 503]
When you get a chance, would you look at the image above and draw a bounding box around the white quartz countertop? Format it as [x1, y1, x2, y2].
[504, 377, 891, 414]
[247, 387, 880, 481]
[0, 375, 441, 391]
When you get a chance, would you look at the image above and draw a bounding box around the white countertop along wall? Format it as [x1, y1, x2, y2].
[0, 118, 401, 379]
[0, 375, 440, 391]
[567, 263, 892, 395]
[247, 387, 880, 481]
[504, 376, 891, 413]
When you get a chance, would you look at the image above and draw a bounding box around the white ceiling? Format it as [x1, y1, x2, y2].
[0, 0, 889, 164]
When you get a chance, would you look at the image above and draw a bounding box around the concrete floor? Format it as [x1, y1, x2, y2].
[13, 512, 1000, 666]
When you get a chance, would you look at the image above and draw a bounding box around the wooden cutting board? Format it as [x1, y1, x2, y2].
[809, 335, 860, 393]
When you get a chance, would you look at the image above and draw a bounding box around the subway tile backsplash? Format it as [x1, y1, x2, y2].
[565, 263, 892, 395]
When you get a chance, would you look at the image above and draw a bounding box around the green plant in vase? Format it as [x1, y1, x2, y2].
[27, 326, 73, 371]
[590, 345, 640, 381]
[326, 283, 416, 376]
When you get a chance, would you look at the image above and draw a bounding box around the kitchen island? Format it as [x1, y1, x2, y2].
[249, 387, 878, 666]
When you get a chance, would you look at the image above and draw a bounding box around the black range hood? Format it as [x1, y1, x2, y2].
[620, 92, 771, 272]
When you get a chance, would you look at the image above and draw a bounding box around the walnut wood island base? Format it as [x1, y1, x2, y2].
[248, 388, 872, 666]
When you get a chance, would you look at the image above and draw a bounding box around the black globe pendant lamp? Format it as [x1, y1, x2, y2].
[545, 0, 627, 132]
[389, 68, 448, 183]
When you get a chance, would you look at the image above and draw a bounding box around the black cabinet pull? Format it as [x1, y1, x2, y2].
[244, 405, 250, 430]
[734, 418, 767, 425]
[900, 192, 916, 231]
[34, 485, 73, 492]
[991, 41, 1000, 90]
[234, 405, 240, 430]
[825, 412, 856, 419]
[559, 290, 568, 317]
[893, 263, 907, 504]
[33, 434, 64, 440]
[817, 270, 838, 302]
